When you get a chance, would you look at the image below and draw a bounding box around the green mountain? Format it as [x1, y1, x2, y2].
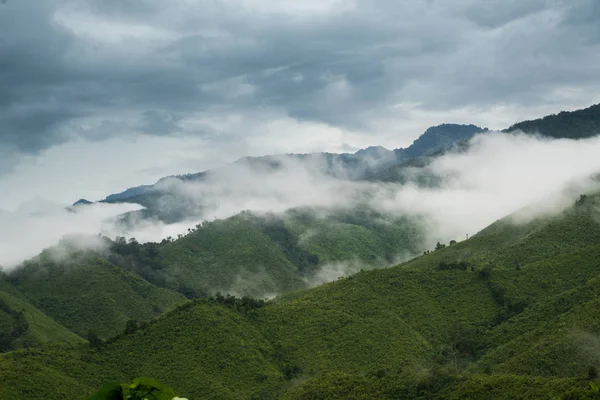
[0, 278, 84, 351]
[2, 191, 600, 399]
[0, 205, 424, 347]
[107, 207, 425, 298]
[7, 247, 185, 339]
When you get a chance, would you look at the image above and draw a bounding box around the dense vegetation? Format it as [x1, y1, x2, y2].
[1, 191, 600, 398]
[0, 280, 84, 351]
[2, 105, 600, 398]
[104, 207, 425, 299]
[506, 103, 600, 139]
[401, 124, 487, 158]
[7, 250, 185, 338]
[0, 296, 28, 351]
[0, 204, 424, 350]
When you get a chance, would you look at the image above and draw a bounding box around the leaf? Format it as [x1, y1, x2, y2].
[132, 377, 176, 395]
[88, 382, 123, 400]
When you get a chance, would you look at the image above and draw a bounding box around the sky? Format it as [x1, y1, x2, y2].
[1, 0, 600, 210]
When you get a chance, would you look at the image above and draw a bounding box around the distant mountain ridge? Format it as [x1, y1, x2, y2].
[87, 122, 488, 208]
[73, 102, 600, 223]
[505, 103, 600, 139]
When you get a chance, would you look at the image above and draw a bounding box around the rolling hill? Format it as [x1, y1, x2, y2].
[0, 280, 84, 352]
[106, 207, 426, 298]
[1, 190, 600, 399]
[0, 205, 425, 345]
[7, 247, 185, 339]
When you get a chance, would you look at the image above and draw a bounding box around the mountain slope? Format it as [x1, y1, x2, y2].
[0, 287, 84, 351]
[158, 215, 306, 297]
[401, 192, 600, 272]
[506, 103, 600, 139]
[7, 249, 185, 338]
[3, 191, 600, 399]
[400, 124, 487, 158]
[110, 208, 425, 298]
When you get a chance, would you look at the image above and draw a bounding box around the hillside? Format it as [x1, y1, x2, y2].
[0, 205, 424, 346]
[0, 284, 84, 352]
[157, 215, 306, 298]
[7, 248, 185, 339]
[400, 124, 487, 158]
[506, 103, 600, 139]
[1, 191, 600, 399]
[107, 207, 425, 298]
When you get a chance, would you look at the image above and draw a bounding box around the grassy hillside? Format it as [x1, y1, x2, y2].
[7, 249, 185, 339]
[2, 192, 600, 398]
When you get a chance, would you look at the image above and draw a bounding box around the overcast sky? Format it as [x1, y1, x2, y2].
[1, 0, 600, 210]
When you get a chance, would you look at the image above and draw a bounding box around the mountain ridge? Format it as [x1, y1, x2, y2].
[3, 189, 600, 399]
[94, 122, 488, 206]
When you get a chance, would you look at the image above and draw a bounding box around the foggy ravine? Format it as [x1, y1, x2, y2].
[2, 131, 600, 276]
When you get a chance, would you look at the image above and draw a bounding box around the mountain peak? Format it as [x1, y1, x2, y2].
[402, 123, 488, 158]
[354, 146, 392, 158]
[72, 199, 93, 207]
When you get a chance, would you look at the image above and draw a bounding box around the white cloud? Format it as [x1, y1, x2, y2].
[374, 132, 600, 241]
[0, 202, 141, 268]
[142, 131, 600, 246]
[2, 132, 600, 275]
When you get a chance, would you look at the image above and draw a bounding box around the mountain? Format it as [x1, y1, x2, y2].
[4, 106, 600, 398]
[73, 103, 600, 223]
[2, 190, 600, 399]
[89, 123, 487, 224]
[506, 103, 600, 139]
[72, 199, 93, 207]
[399, 123, 487, 158]
[7, 244, 185, 338]
[102, 185, 154, 203]
[0, 204, 425, 344]
[0, 276, 84, 351]
[104, 206, 425, 298]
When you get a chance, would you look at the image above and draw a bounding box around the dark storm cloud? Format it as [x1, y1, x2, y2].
[1, 0, 599, 162]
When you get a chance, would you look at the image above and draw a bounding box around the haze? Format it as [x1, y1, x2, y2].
[2, 1, 600, 267]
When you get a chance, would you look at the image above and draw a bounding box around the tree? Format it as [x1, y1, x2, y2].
[576, 194, 588, 207]
[514, 260, 522, 271]
[90, 377, 186, 400]
[87, 329, 104, 351]
[124, 319, 139, 335]
[478, 265, 492, 280]
[435, 242, 446, 251]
